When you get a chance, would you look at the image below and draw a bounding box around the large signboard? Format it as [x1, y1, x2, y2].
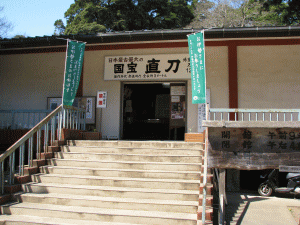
[104, 54, 190, 80]
[207, 127, 300, 170]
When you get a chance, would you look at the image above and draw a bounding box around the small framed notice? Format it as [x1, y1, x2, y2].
[47, 97, 96, 124]
[97, 91, 107, 108]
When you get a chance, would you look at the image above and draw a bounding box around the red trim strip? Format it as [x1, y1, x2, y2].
[228, 42, 238, 119]
[2, 38, 300, 55]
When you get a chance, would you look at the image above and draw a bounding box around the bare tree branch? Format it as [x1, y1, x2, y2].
[0, 6, 13, 38]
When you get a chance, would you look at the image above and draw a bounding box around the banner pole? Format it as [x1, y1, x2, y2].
[62, 39, 70, 107]
[56, 37, 87, 44]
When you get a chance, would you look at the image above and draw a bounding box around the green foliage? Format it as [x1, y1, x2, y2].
[13, 35, 26, 38]
[263, 0, 300, 25]
[58, 0, 194, 34]
[54, 19, 66, 35]
[187, 0, 288, 28]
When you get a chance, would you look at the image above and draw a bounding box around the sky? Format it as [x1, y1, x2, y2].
[1, 0, 75, 38]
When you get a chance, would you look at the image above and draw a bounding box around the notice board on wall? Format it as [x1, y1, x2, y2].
[47, 97, 96, 124]
[206, 126, 300, 170]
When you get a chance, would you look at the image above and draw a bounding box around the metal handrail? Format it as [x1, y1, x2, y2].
[0, 109, 53, 129]
[209, 108, 300, 122]
[0, 104, 86, 194]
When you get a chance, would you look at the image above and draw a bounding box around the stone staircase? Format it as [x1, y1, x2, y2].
[0, 140, 214, 225]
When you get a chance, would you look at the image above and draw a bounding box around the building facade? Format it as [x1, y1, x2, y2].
[1, 27, 300, 141]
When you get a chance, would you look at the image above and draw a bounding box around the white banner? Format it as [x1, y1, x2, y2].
[104, 54, 190, 80]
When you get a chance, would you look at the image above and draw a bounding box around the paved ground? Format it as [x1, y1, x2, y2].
[224, 191, 300, 225]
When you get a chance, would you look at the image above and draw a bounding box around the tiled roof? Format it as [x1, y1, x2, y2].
[1, 26, 300, 49]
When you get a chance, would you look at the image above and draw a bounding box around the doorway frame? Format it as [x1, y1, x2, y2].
[120, 81, 188, 140]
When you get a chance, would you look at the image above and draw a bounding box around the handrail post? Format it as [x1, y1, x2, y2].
[0, 162, 4, 195]
[37, 130, 41, 160]
[219, 169, 226, 225]
[202, 103, 210, 225]
[28, 136, 33, 168]
[52, 117, 56, 145]
[9, 152, 15, 185]
[11, 111, 15, 129]
[76, 110, 79, 130]
[19, 144, 25, 176]
[44, 123, 48, 153]
[83, 111, 86, 130]
[59, 111, 62, 140]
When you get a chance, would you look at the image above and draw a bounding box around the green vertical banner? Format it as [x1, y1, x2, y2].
[62, 40, 86, 106]
[188, 31, 206, 104]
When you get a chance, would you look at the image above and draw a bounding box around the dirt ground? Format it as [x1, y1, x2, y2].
[288, 206, 300, 224]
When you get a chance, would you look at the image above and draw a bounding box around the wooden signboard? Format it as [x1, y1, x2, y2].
[207, 127, 300, 170]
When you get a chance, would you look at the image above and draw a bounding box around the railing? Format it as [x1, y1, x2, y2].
[0, 110, 52, 130]
[0, 105, 86, 194]
[204, 107, 300, 224]
[202, 104, 209, 225]
[209, 108, 300, 122]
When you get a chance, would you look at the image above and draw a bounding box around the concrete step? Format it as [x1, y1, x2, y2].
[62, 145, 203, 155]
[22, 182, 201, 201]
[54, 152, 202, 163]
[2, 202, 198, 225]
[48, 158, 202, 171]
[67, 140, 203, 150]
[13, 192, 199, 213]
[0, 215, 146, 225]
[40, 165, 202, 180]
[31, 173, 201, 191]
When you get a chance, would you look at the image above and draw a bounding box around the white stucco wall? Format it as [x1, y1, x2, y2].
[0, 52, 65, 110]
[0, 42, 229, 138]
[238, 45, 300, 109]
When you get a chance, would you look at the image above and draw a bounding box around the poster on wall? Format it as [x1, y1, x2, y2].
[170, 86, 186, 96]
[85, 98, 93, 119]
[47, 97, 96, 124]
[171, 102, 184, 119]
[49, 98, 62, 110]
[171, 96, 180, 103]
[97, 91, 107, 108]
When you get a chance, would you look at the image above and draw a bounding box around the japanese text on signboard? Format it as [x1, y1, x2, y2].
[208, 127, 300, 169]
[188, 31, 206, 104]
[63, 41, 86, 106]
[104, 54, 191, 80]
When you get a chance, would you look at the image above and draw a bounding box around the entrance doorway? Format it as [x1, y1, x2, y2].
[122, 82, 186, 140]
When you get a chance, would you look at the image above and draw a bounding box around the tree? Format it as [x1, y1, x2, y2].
[187, 0, 286, 28]
[184, 0, 214, 28]
[13, 35, 26, 38]
[58, 0, 194, 35]
[263, 0, 299, 25]
[0, 6, 13, 38]
[54, 19, 66, 35]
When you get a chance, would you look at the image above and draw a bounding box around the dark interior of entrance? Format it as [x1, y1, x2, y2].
[122, 83, 185, 140]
